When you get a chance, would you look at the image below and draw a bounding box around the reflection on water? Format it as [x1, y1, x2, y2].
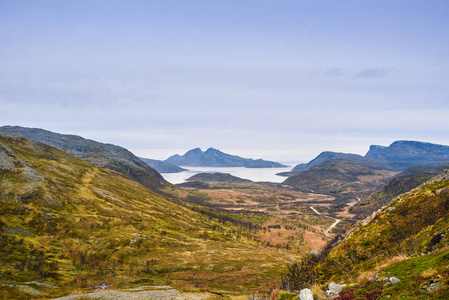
[161, 162, 301, 184]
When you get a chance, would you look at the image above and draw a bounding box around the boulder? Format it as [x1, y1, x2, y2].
[299, 288, 314, 300]
[390, 277, 400, 284]
[328, 282, 346, 293]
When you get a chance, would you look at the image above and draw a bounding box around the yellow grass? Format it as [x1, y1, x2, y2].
[422, 268, 438, 278]
[310, 283, 324, 299]
[357, 254, 408, 282]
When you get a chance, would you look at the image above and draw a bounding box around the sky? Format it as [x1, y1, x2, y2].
[1, 0, 448, 162]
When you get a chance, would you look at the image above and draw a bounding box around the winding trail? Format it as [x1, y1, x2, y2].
[310, 206, 340, 238]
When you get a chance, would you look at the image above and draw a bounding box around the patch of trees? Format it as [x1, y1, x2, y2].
[281, 235, 340, 291]
[0, 234, 59, 279]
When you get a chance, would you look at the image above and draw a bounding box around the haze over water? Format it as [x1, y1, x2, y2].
[161, 162, 301, 184]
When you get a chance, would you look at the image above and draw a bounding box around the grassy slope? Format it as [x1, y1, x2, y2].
[0, 134, 295, 298]
[312, 170, 449, 299]
[350, 162, 449, 217]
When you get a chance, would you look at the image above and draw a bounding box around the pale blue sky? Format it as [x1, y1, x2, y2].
[1, 0, 448, 161]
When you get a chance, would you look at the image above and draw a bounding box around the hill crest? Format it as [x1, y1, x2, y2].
[0, 125, 167, 191]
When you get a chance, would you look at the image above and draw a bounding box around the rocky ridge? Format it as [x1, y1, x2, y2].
[0, 126, 167, 191]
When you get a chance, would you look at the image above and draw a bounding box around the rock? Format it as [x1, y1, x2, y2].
[310, 250, 320, 255]
[369, 277, 375, 281]
[427, 233, 444, 251]
[299, 288, 314, 300]
[328, 282, 346, 293]
[25, 281, 54, 288]
[17, 285, 42, 295]
[383, 277, 390, 282]
[390, 277, 400, 284]
[427, 282, 440, 292]
[93, 283, 111, 290]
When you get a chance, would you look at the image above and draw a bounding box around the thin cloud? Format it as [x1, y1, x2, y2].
[325, 68, 345, 77]
[356, 68, 387, 78]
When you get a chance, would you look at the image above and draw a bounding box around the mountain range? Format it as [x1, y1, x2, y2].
[165, 147, 288, 168]
[278, 140, 449, 176]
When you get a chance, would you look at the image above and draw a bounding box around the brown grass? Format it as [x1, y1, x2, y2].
[270, 288, 280, 300]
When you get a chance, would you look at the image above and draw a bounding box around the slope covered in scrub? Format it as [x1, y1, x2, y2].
[283, 170, 449, 299]
[0, 134, 295, 298]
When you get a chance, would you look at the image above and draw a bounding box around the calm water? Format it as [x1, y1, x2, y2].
[161, 162, 301, 184]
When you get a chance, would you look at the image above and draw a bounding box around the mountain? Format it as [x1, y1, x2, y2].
[0, 125, 166, 191]
[365, 140, 449, 169]
[283, 169, 449, 298]
[277, 151, 368, 176]
[165, 147, 288, 168]
[186, 172, 252, 184]
[0, 133, 290, 298]
[281, 140, 449, 176]
[138, 157, 187, 173]
[283, 159, 396, 196]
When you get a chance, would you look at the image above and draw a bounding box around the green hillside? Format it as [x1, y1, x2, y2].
[283, 169, 449, 299]
[0, 134, 294, 298]
[351, 162, 449, 217]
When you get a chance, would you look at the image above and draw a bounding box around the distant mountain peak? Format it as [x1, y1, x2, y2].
[284, 140, 449, 177]
[164, 147, 287, 168]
